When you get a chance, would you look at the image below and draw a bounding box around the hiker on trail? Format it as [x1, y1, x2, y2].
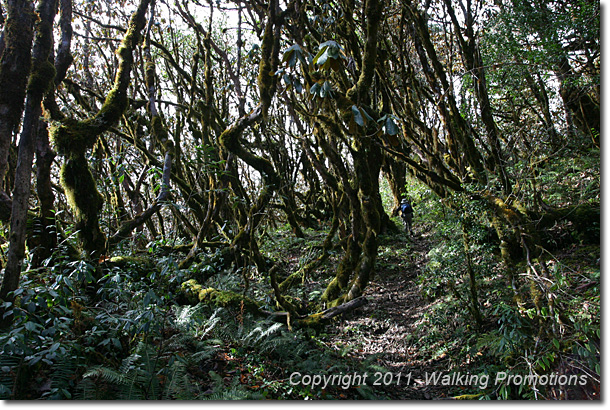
[400, 197, 414, 235]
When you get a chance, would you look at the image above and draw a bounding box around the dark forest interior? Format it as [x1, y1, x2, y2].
[0, 0, 600, 400]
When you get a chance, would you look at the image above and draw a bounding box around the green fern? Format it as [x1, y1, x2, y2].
[245, 322, 283, 344]
[84, 366, 130, 388]
[43, 356, 78, 399]
[204, 371, 263, 400]
[80, 342, 159, 399]
[204, 386, 260, 400]
[0, 355, 21, 399]
[476, 330, 503, 357]
[162, 360, 197, 400]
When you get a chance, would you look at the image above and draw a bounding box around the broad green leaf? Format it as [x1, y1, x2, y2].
[297, 50, 309, 66]
[283, 44, 302, 55]
[361, 107, 374, 123]
[294, 78, 303, 93]
[320, 81, 329, 98]
[317, 50, 331, 66]
[538, 359, 546, 370]
[327, 46, 340, 59]
[314, 41, 341, 68]
[287, 51, 297, 67]
[385, 116, 399, 135]
[282, 44, 303, 67]
[28, 355, 42, 366]
[319, 40, 340, 51]
[24, 321, 38, 332]
[352, 105, 364, 126]
[320, 81, 333, 98]
[312, 46, 329, 66]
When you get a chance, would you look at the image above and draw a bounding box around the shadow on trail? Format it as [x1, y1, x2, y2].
[325, 226, 455, 400]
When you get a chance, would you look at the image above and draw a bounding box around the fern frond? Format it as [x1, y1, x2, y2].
[190, 346, 219, 363]
[75, 377, 99, 400]
[0, 355, 21, 399]
[84, 366, 129, 386]
[44, 356, 78, 399]
[163, 360, 197, 400]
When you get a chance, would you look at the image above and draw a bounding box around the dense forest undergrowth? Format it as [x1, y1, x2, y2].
[0, 173, 600, 400]
[0, 0, 600, 401]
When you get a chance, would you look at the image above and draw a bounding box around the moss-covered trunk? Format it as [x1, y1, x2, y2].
[382, 155, 407, 217]
[344, 139, 382, 302]
[321, 0, 384, 307]
[0, 0, 34, 194]
[0, 0, 57, 327]
[60, 154, 106, 259]
[49, 0, 151, 258]
[29, 121, 57, 268]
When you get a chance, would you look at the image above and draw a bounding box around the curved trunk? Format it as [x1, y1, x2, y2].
[50, 0, 151, 258]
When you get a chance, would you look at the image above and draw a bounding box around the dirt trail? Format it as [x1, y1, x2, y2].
[326, 227, 453, 399]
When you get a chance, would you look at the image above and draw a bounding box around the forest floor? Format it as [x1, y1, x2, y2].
[322, 224, 455, 399]
[1, 213, 599, 400]
[314, 221, 601, 400]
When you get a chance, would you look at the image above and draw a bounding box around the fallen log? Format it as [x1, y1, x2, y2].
[179, 277, 368, 329]
[316, 296, 369, 320]
[265, 296, 369, 327]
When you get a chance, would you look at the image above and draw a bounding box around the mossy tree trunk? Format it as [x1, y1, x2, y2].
[29, 121, 57, 268]
[404, 0, 487, 184]
[516, 0, 599, 147]
[0, 0, 34, 196]
[462, 219, 483, 328]
[442, 0, 512, 195]
[60, 154, 106, 259]
[49, 0, 151, 260]
[344, 140, 382, 302]
[30, 0, 73, 268]
[219, 0, 307, 280]
[107, 0, 173, 248]
[0, 0, 58, 328]
[319, 0, 384, 307]
[382, 155, 408, 217]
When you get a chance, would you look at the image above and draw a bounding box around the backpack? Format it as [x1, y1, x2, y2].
[401, 202, 413, 214]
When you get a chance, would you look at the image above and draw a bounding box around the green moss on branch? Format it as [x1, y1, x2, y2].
[180, 280, 262, 314]
[346, 0, 383, 103]
[27, 59, 56, 95]
[60, 154, 106, 259]
[51, 0, 150, 156]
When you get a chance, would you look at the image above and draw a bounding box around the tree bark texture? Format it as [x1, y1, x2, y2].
[0, 0, 58, 327]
